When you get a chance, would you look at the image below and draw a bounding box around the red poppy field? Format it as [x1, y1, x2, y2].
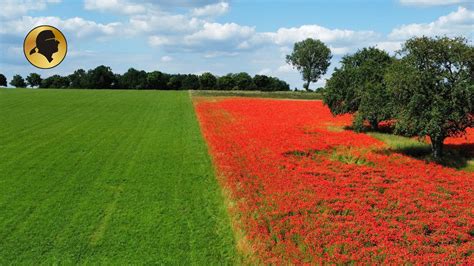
[194, 97, 474, 264]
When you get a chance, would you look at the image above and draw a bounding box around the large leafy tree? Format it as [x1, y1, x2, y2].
[386, 36, 473, 159]
[182, 74, 200, 90]
[40, 75, 70, 88]
[10, 74, 26, 88]
[233, 72, 254, 90]
[199, 72, 217, 90]
[286, 38, 332, 91]
[0, 74, 7, 87]
[26, 73, 42, 87]
[217, 74, 235, 90]
[147, 71, 170, 90]
[87, 65, 116, 89]
[324, 47, 394, 131]
[119, 68, 148, 89]
[68, 69, 88, 88]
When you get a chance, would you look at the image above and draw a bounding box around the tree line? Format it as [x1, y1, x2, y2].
[286, 36, 473, 159]
[0, 68, 290, 91]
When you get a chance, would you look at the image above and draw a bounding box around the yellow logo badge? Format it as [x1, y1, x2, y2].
[23, 25, 67, 69]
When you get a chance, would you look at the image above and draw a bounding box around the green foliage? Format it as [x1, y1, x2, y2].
[26, 73, 42, 88]
[324, 47, 393, 131]
[286, 38, 332, 91]
[41, 75, 70, 88]
[0, 89, 237, 264]
[253, 75, 290, 91]
[0, 73, 6, 87]
[233, 72, 254, 90]
[167, 74, 185, 90]
[68, 69, 88, 88]
[182, 74, 200, 90]
[119, 68, 148, 89]
[147, 71, 170, 90]
[199, 72, 217, 90]
[10, 74, 26, 88]
[217, 74, 235, 90]
[23, 65, 288, 91]
[87, 65, 116, 89]
[385, 36, 473, 158]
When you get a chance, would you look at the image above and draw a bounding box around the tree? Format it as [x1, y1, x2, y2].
[253, 75, 290, 91]
[167, 74, 185, 90]
[286, 38, 332, 91]
[233, 72, 253, 90]
[182, 74, 200, 90]
[26, 73, 42, 87]
[217, 74, 235, 90]
[119, 68, 148, 89]
[68, 69, 88, 88]
[386, 36, 474, 159]
[10, 74, 26, 88]
[0, 74, 7, 87]
[324, 47, 394, 131]
[40, 75, 69, 88]
[87, 65, 116, 89]
[147, 71, 169, 90]
[199, 72, 217, 90]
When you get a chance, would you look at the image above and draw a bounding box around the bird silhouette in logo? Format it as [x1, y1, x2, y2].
[29, 30, 60, 63]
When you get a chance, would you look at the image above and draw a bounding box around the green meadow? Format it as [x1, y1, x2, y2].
[0, 89, 236, 264]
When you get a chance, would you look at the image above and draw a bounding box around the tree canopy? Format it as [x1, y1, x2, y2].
[15, 67, 289, 92]
[286, 38, 332, 91]
[10, 75, 26, 88]
[0, 74, 7, 87]
[324, 47, 394, 131]
[26, 73, 42, 88]
[386, 36, 473, 158]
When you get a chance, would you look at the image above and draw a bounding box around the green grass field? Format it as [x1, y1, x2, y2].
[191, 90, 323, 100]
[368, 132, 474, 172]
[0, 89, 236, 264]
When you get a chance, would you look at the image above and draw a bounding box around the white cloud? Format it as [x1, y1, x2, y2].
[84, 0, 147, 14]
[148, 35, 174, 46]
[203, 51, 239, 58]
[129, 12, 203, 34]
[184, 22, 255, 44]
[373, 41, 403, 54]
[257, 68, 272, 75]
[399, 0, 466, 6]
[0, 16, 121, 38]
[265, 25, 378, 46]
[161, 55, 173, 62]
[276, 64, 295, 73]
[191, 2, 229, 17]
[389, 6, 474, 40]
[1, 0, 61, 19]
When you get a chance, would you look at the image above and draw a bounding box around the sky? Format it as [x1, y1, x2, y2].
[0, 0, 473, 89]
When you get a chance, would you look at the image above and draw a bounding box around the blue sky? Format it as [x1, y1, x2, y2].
[0, 0, 472, 89]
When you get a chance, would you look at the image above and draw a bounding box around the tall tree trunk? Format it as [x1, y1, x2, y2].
[430, 135, 444, 159]
[303, 80, 311, 91]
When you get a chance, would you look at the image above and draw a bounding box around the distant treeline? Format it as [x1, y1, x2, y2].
[1, 65, 290, 91]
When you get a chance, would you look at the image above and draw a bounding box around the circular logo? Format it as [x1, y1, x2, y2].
[23, 25, 67, 69]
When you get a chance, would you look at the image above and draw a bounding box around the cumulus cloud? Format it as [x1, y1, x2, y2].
[129, 12, 203, 34]
[84, 0, 147, 14]
[0, 16, 121, 38]
[191, 2, 229, 17]
[389, 6, 474, 40]
[399, 0, 467, 6]
[184, 22, 255, 44]
[161, 55, 173, 62]
[1, 0, 61, 19]
[264, 25, 378, 46]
